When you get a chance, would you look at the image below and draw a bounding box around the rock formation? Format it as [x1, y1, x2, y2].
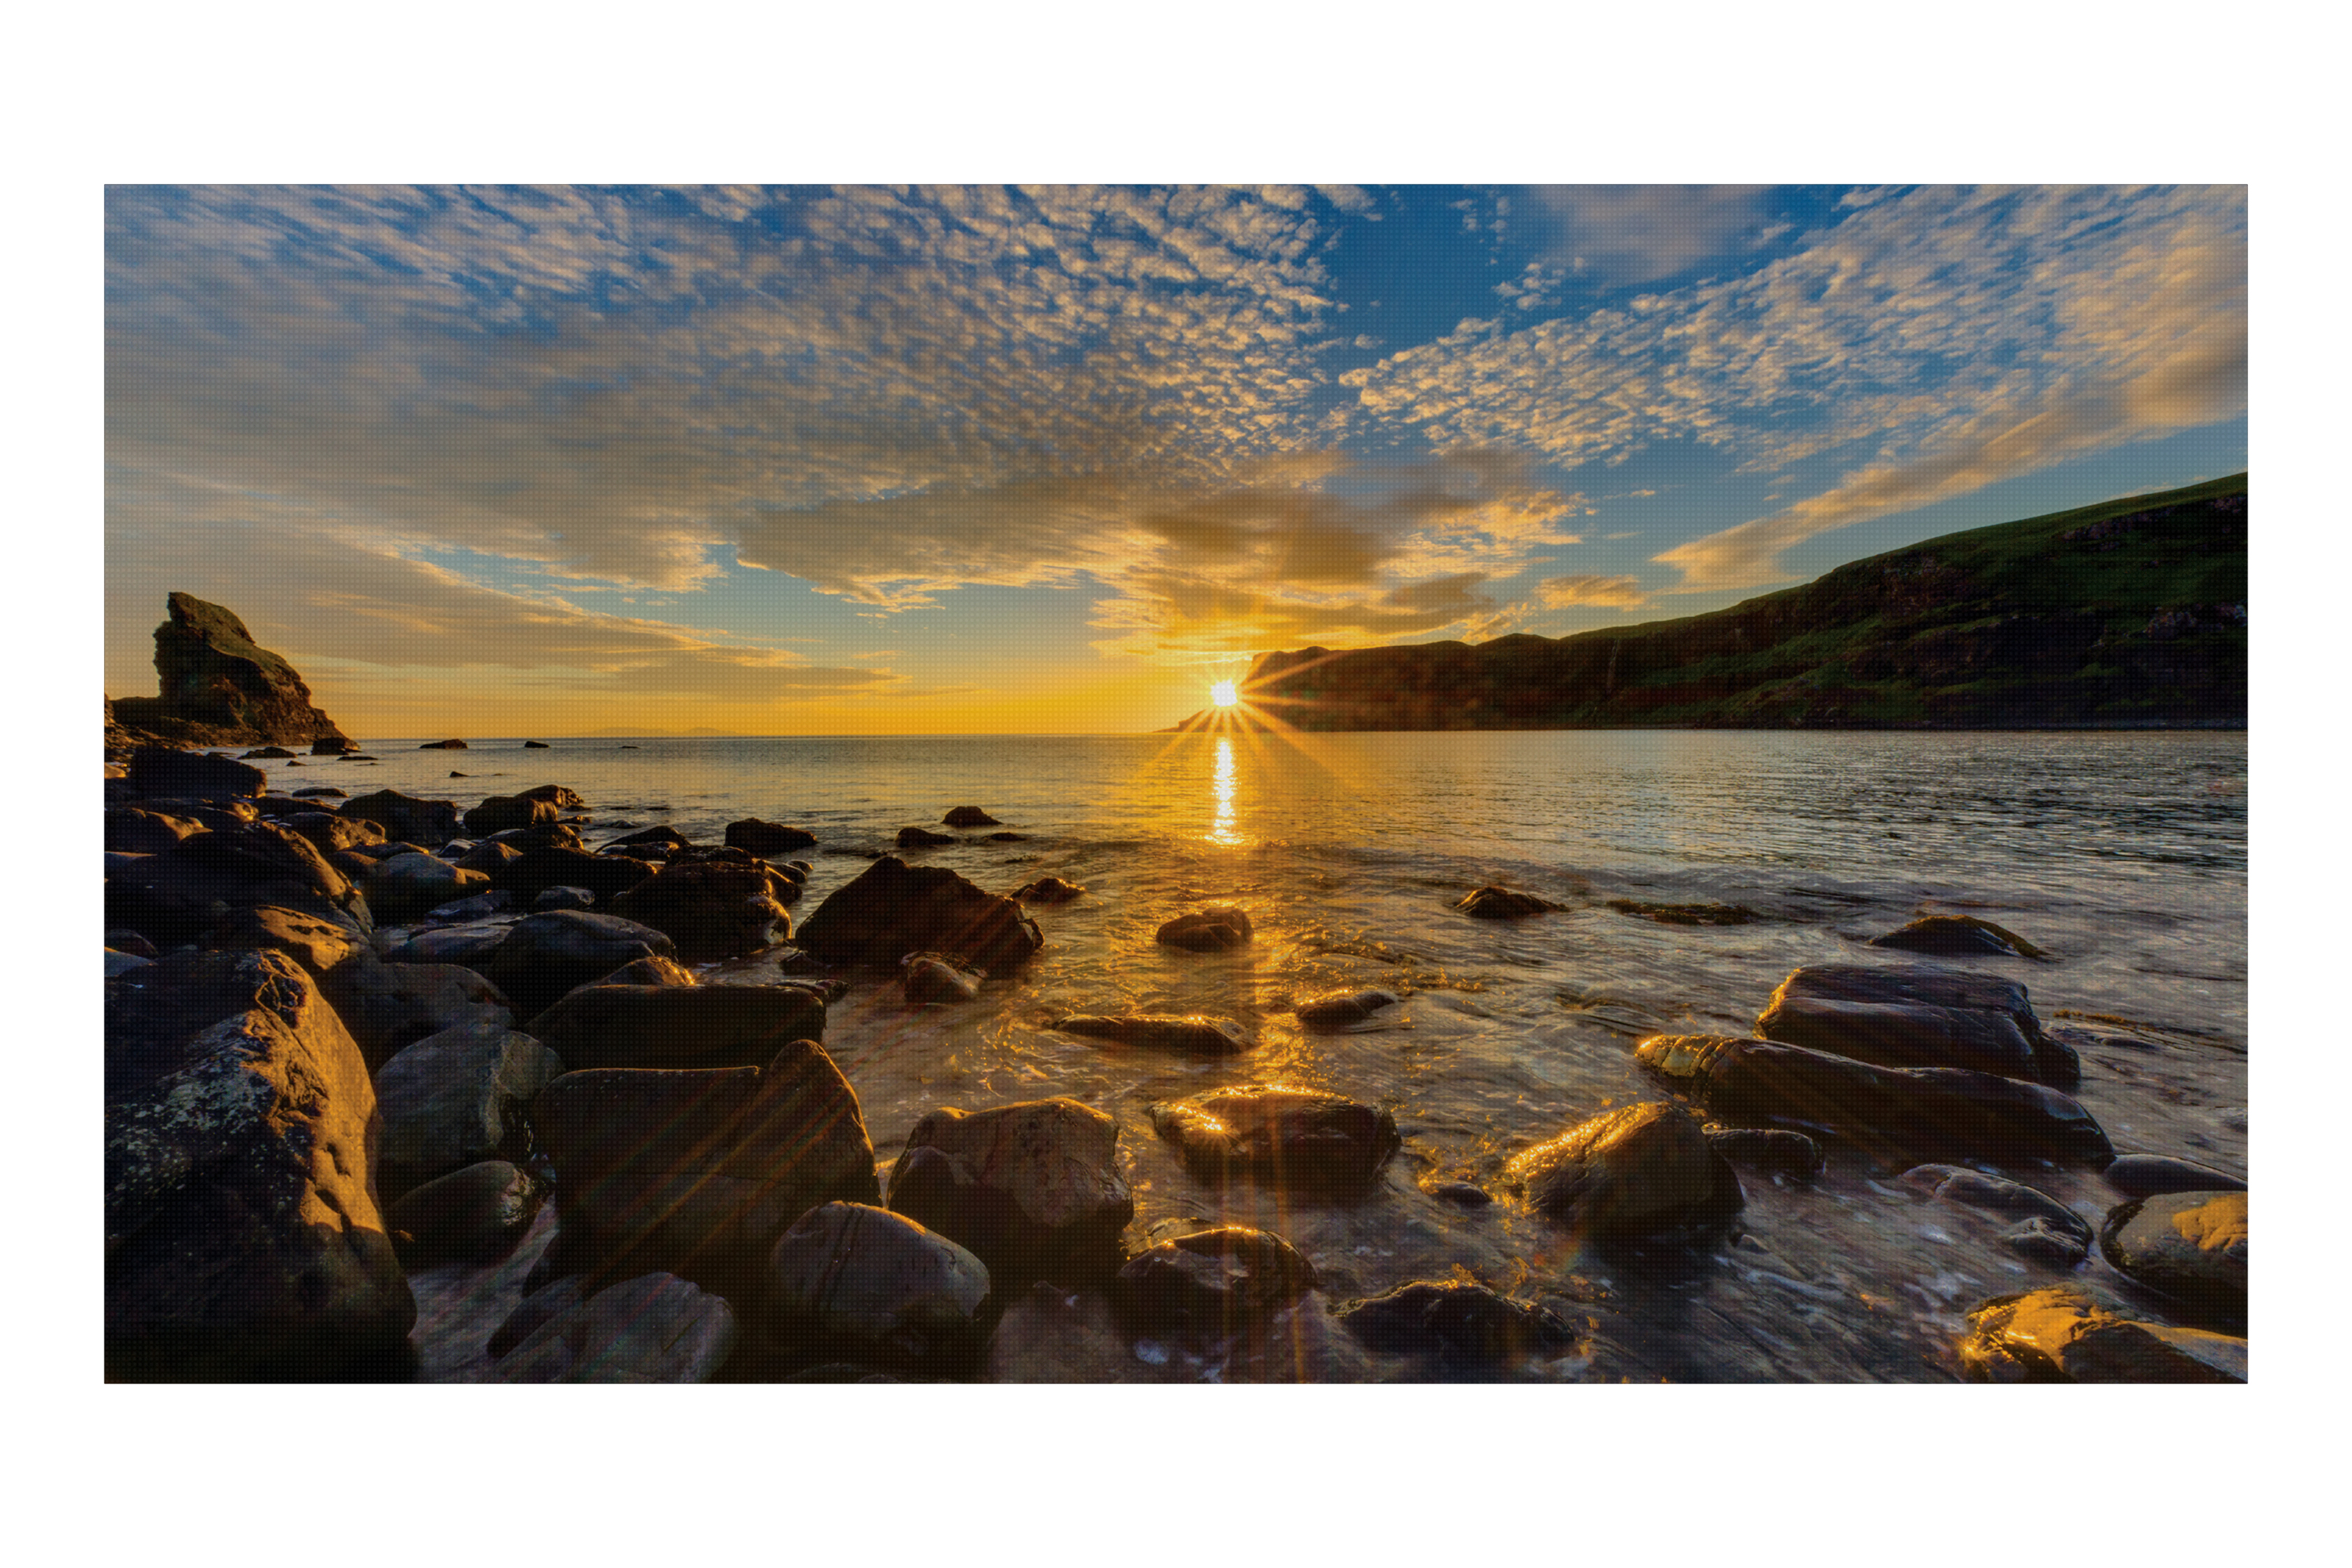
[108, 592, 350, 756]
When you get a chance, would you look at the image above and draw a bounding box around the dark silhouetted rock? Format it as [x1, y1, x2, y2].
[897, 826, 957, 848]
[1157, 906, 1253, 952]
[726, 818, 818, 855]
[420, 739, 469, 750]
[796, 855, 1043, 975]
[242, 746, 296, 759]
[1869, 914, 2047, 958]
[1011, 876, 1085, 903]
[902, 951, 984, 1004]
[1149, 1084, 1399, 1192]
[126, 746, 267, 802]
[1703, 1126, 1826, 1181]
[1959, 1284, 2245, 1383]
[1295, 988, 1401, 1029]
[532, 885, 596, 912]
[360, 852, 492, 923]
[109, 593, 350, 751]
[2100, 1191, 2246, 1324]
[479, 910, 677, 1020]
[387, 1160, 544, 1269]
[340, 789, 465, 845]
[1114, 1226, 1316, 1333]
[1504, 1101, 1744, 1244]
[1337, 1281, 1578, 1365]
[312, 737, 356, 755]
[604, 825, 690, 852]
[291, 786, 346, 797]
[492, 1272, 738, 1382]
[1456, 886, 1562, 919]
[515, 784, 584, 810]
[886, 1098, 1132, 1283]
[606, 856, 793, 961]
[523, 740, 550, 748]
[106, 948, 413, 1378]
[766, 1202, 989, 1367]
[106, 818, 370, 948]
[106, 805, 209, 855]
[1424, 1181, 1494, 1207]
[2103, 1154, 2247, 1199]
[462, 793, 561, 835]
[487, 844, 659, 908]
[1056, 1014, 1251, 1055]
[526, 983, 827, 1072]
[372, 1022, 562, 1201]
[942, 806, 1001, 827]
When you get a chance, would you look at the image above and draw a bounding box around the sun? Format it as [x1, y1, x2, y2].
[1210, 679, 1239, 708]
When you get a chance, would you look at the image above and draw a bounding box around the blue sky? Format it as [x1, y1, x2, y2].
[105, 183, 2245, 734]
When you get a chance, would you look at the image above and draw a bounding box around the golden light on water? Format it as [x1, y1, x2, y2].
[1210, 679, 1239, 708]
[1207, 735, 1243, 845]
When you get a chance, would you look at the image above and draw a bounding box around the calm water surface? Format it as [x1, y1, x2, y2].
[342, 730, 2247, 1382]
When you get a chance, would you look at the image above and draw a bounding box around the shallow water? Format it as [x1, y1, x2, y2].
[332, 729, 2247, 1381]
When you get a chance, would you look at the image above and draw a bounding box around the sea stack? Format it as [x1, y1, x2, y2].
[107, 592, 350, 756]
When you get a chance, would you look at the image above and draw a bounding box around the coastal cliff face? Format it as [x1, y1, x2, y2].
[1220, 475, 2245, 731]
[108, 592, 351, 754]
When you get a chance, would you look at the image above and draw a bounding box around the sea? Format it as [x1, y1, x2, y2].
[324, 729, 2248, 1382]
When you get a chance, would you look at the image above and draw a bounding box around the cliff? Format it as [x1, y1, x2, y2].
[1181, 475, 2245, 732]
[108, 593, 352, 756]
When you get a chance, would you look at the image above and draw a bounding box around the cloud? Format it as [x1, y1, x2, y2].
[1525, 185, 1776, 284]
[1535, 574, 1648, 609]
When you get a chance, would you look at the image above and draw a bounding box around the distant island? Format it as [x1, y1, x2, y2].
[1167, 474, 2245, 732]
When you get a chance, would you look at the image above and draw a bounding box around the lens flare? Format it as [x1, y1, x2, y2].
[1210, 680, 1239, 708]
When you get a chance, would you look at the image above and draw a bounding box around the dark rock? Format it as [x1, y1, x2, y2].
[135, 797, 260, 831]
[1901, 1163, 2089, 1240]
[530, 1042, 879, 1293]
[1959, 1284, 2245, 1382]
[1295, 988, 1401, 1029]
[106, 949, 154, 978]
[360, 851, 492, 923]
[1336, 1281, 1578, 1365]
[105, 818, 370, 948]
[586, 953, 699, 990]
[606, 855, 793, 961]
[386, 1160, 544, 1269]
[1056, 1014, 1251, 1055]
[1113, 1226, 1316, 1333]
[942, 806, 1002, 827]
[726, 818, 818, 855]
[372, 1022, 562, 1201]
[766, 1202, 990, 1367]
[487, 844, 658, 908]
[291, 786, 347, 798]
[1772, 961, 2076, 1087]
[1703, 1126, 1826, 1181]
[241, 746, 297, 759]
[340, 789, 464, 844]
[515, 784, 585, 810]
[1755, 995, 2042, 1082]
[1504, 1101, 1744, 1244]
[897, 826, 957, 848]
[1869, 914, 2047, 958]
[106, 929, 160, 960]
[1455, 886, 1562, 919]
[1156, 906, 1253, 952]
[984, 1282, 1184, 1384]
[532, 884, 596, 912]
[492, 1272, 738, 1382]
[1636, 1033, 2114, 1166]
[477, 910, 677, 1020]
[461, 794, 561, 835]
[429, 891, 512, 922]
[2103, 1154, 2247, 1199]
[604, 825, 691, 851]
[987, 832, 1030, 843]
[200, 902, 372, 979]
[2002, 1217, 2091, 1269]
[377, 920, 516, 968]
[419, 739, 469, 750]
[523, 740, 550, 748]
[105, 948, 413, 1378]
[321, 956, 515, 1071]
[1424, 1181, 1494, 1207]
[1011, 876, 1085, 903]
[1149, 1084, 1399, 1192]
[886, 1098, 1133, 1283]
[1606, 898, 1759, 925]
[448, 771, 469, 778]
[282, 810, 388, 855]
[796, 855, 1043, 975]
[453, 840, 524, 874]
[2100, 1191, 2246, 1324]
[126, 746, 267, 802]
[105, 806, 209, 855]
[113, 593, 350, 751]
[311, 738, 355, 756]
[526, 983, 827, 1072]
[902, 950, 983, 1004]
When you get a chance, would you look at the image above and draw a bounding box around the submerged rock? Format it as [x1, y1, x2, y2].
[2100, 1190, 2247, 1324]
[1294, 987, 1401, 1029]
[985, 1282, 1185, 1384]
[1869, 914, 2047, 958]
[1113, 1226, 1317, 1334]
[796, 855, 1043, 975]
[1149, 1084, 1399, 1192]
[726, 818, 818, 855]
[942, 806, 1001, 827]
[2103, 1154, 2247, 1199]
[1156, 906, 1253, 952]
[897, 826, 957, 848]
[1012, 876, 1086, 903]
[1503, 1101, 1743, 1245]
[1959, 1284, 2244, 1383]
[902, 950, 985, 1004]
[1336, 1281, 1579, 1367]
[1904, 1163, 2093, 1265]
[1703, 1126, 1826, 1181]
[887, 1098, 1134, 1283]
[1057, 1014, 1252, 1056]
[1455, 886, 1563, 920]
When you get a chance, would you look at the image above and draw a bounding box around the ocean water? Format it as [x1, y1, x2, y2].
[324, 729, 2248, 1381]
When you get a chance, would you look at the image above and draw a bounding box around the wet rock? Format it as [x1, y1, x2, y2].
[589, 953, 699, 990]
[526, 982, 827, 1071]
[1057, 1013, 1252, 1055]
[2103, 1154, 2247, 1199]
[1157, 906, 1253, 952]
[515, 784, 584, 811]
[487, 844, 659, 908]
[987, 832, 1031, 843]
[492, 1272, 739, 1382]
[523, 740, 550, 748]
[1756, 996, 2042, 1082]
[105, 948, 415, 1379]
[339, 789, 465, 844]
[726, 818, 818, 855]
[2002, 1217, 2091, 1269]
[1503, 1101, 1744, 1245]
[291, 786, 346, 798]
[1902, 1163, 2088, 1235]
[1012, 876, 1085, 903]
[1703, 1126, 1826, 1181]
[419, 739, 469, 750]
[606, 855, 793, 961]
[1336, 1281, 1578, 1366]
[942, 806, 1001, 827]
[1149, 1084, 1399, 1193]
[2100, 1190, 2246, 1324]
[1295, 987, 1401, 1029]
[360, 851, 492, 923]
[1768, 962, 2075, 1087]
[372, 1021, 562, 1200]
[1113, 1226, 1317, 1334]
[886, 1098, 1133, 1283]
[105, 949, 154, 978]
[125, 746, 267, 802]
[452, 840, 523, 875]
[902, 950, 984, 1004]
[387, 1160, 545, 1269]
[477, 910, 677, 1020]
[107, 929, 160, 960]
[460, 793, 561, 836]
[1959, 1284, 2245, 1382]
[604, 824, 691, 853]
[1636, 1033, 2114, 1167]
[532, 884, 596, 912]
[242, 746, 296, 758]
[1869, 914, 2047, 959]
[1605, 898, 1759, 925]
[897, 826, 957, 848]
[321, 955, 516, 1070]
[311, 738, 355, 756]
[1455, 886, 1562, 919]
[528, 1042, 878, 1292]
[796, 855, 1043, 975]
[766, 1202, 990, 1367]
[106, 818, 371, 948]
[984, 1282, 1185, 1384]
[1424, 1181, 1494, 1207]
[105, 806, 209, 855]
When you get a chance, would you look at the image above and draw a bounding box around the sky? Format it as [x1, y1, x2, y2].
[105, 183, 2246, 735]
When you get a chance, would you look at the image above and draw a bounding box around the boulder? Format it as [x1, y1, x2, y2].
[766, 1202, 990, 1367]
[283, 810, 389, 855]
[796, 855, 1043, 975]
[1336, 1281, 1579, 1367]
[942, 806, 1001, 827]
[1635, 1033, 2114, 1167]
[453, 840, 522, 874]
[487, 844, 659, 906]
[492, 1272, 739, 1383]
[242, 746, 296, 759]
[902, 951, 984, 1004]
[523, 740, 551, 748]
[528, 1042, 879, 1292]
[1156, 906, 1253, 953]
[105, 948, 414, 1378]
[478, 910, 677, 1020]
[105, 818, 371, 948]
[461, 794, 561, 835]
[897, 826, 957, 848]
[583, 953, 699, 991]
[1455, 886, 1562, 919]
[125, 746, 267, 803]
[376, 920, 516, 968]
[984, 1282, 1186, 1384]
[311, 738, 356, 755]
[121, 592, 350, 750]
[1011, 876, 1085, 903]
[2103, 1154, 2247, 1199]
[1904, 1163, 2093, 1265]
[359, 852, 492, 922]
[1869, 914, 2047, 959]
[372, 1022, 563, 1200]
[105, 949, 154, 978]
[201, 902, 372, 979]
[1295, 988, 1402, 1029]
[321, 956, 515, 1071]
[385, 1160, 544, 1269]
[885, 1098, 1134, 1283]
[726, 818, 818, 855]
[419, 739, 469, 750]
[1149, 1084, 1399, 1193]
[606, 855, 793, 961]
[135, 797, 260, 832]
[430, 891, 512, 922]
[1702, 1126, 1826, 1181]
[1959, 1284, 2245, 1383]
[1113, 1226, 1317, 1334]
[1769, 962, 2075, 1087]
[603, 825, 690, 852]
[2100, 1191, 2246, 1324]
[525, 983, 827, 1072]
[340, 790, 465, 844]
[291, 786, 347, 797]
[1755, 994, 2043, 1082]
[1504, 1101, 1744, 1245]
[515, 784, 584, 810]
[105, 806, 209, 855]
[1055, 1014, 1252, 1056]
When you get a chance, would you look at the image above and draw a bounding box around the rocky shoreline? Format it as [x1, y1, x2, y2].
[103, 744, 2248, 1382]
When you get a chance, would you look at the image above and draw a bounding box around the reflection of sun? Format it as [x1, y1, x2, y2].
[1210, 679, 1238, 708]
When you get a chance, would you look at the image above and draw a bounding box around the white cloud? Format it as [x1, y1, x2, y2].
[1535, 574, 1648, 609]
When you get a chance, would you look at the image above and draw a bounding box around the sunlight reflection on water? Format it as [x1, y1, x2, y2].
[1205, 735, 1244, 845]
